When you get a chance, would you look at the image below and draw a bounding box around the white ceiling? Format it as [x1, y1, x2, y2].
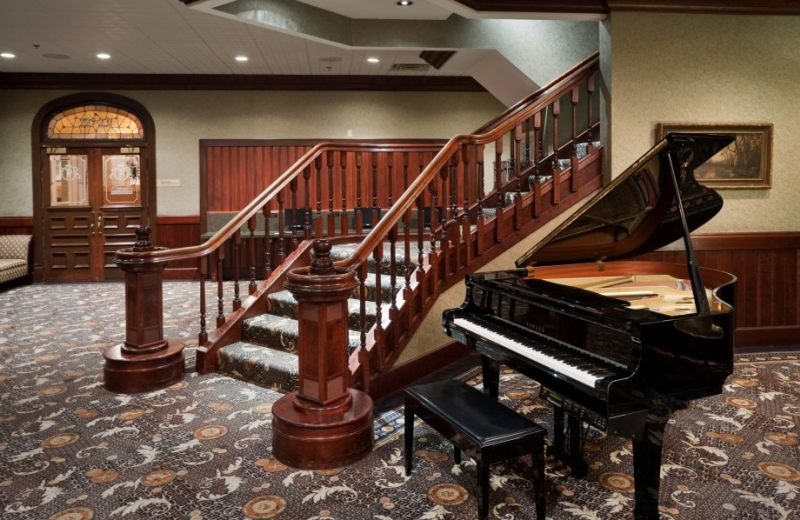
[0, 0, 491, 76]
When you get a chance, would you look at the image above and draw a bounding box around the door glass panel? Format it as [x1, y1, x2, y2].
[103, 154, 141, 205]
[49, 155, 88, 206]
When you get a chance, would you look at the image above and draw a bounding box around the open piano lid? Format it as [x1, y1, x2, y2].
[516, 133, 735, 268]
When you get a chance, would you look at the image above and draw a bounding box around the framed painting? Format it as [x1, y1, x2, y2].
[656, 123, 773, 189]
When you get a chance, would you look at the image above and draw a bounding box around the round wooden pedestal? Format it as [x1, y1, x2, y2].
[271, 389, 374, 469]
[103, 339, 185, 394]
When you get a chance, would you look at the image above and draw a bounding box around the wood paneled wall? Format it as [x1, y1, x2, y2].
[0, 217, 34, 235]
[157, 215, 201, 279]
[634, 232, 800, 349]
[200, 140, 447, 232]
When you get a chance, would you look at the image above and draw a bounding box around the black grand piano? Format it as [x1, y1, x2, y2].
[443, 133, 737, 520]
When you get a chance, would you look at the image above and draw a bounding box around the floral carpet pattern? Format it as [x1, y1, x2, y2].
[1, 281, 799, 520]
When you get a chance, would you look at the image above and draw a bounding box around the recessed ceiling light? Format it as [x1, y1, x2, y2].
[1, 52, 15, 59]
[397, 0, 413, 5]
[235, 55, 249, 62]
[367, 57, 380, 63]
[97, 53, 111, 60]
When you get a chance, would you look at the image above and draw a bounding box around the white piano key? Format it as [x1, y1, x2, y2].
[453, 317, 601, 388]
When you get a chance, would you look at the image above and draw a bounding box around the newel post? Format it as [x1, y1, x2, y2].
[103, 227, 185, 393]
[271, 238, 374, 468]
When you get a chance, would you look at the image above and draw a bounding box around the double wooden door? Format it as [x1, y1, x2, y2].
[43, 147, 148, 282]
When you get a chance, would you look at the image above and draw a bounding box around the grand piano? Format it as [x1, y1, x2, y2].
[443, 133, 737, 520]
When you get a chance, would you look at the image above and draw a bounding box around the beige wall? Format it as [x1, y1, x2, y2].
[608, 12, 800, 233]
[0, 90, 504, 217]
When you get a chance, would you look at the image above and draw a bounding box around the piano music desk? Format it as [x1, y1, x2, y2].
[404, 379, 546, 520]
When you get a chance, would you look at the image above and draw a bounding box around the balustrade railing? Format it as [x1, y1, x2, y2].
[107, 51, 602, 467]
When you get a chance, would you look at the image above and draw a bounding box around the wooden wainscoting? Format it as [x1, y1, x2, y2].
[635, 232, 800, 350]
[157, 215, 201, 280]
[0, 217, 34, 235]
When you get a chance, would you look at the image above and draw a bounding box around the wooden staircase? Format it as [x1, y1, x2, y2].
[107, 52, 604, 468]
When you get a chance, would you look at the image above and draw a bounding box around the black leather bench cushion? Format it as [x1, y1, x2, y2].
[405, 379, 544, 448]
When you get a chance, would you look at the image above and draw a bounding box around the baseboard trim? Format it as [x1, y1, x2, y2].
[736, 326, 800, 348]
[371, 341, 473, 399]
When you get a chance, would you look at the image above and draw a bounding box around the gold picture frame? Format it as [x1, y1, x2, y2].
[656, 123, 773, 189]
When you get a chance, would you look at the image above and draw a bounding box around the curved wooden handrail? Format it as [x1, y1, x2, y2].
[337, 53, 600, 269]
[116, 142, 444, 264]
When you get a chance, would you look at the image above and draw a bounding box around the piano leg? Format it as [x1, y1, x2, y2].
[631, 411, 669, 520]
[547, 407, 589, 477]
[481, 355, 500, 400]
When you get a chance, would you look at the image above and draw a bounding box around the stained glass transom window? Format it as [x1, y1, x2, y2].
[47, 106, 143, 140]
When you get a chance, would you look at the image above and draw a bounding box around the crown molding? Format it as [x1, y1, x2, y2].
[0, 73, 486, 92]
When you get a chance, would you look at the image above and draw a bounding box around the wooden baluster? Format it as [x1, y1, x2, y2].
[199, 255, 208, 345]
[276, 190, 286, 265]
[373, 242, 384, 368]
[262, 206, 272, 279]
[587, 74, 595, 144]
[355, 152, 364, 233]
[415, 193, 426, 304]
[461, 145, 472, 269]
[248, 216, 257, 295]
[439, 166, 449, 281]
[315, 154, 324, 238]
[494, 135, 504, 243]
[524, 117, 532, 166]
[514, 125, 524, 230]
[552, 98, 561, 207]
[357, 262, 369, 390]
[290, 177, 299, 251]
[340, 150, 349, 236]
[232, 230, 242, 311]
[303, 165, 312, 240]
[327, 150, 336, 237]
[571, 86, 580, 193]
[448, 153, 459, 274]
[388, 224, 399, 348]
[403, 152, 411, 293]
[216, 247, 225, 327]
[532, 111, 543, 218]
[428, 182, 437, 254]
[476, 144, 486, 255]
[371, 152, 379, 231]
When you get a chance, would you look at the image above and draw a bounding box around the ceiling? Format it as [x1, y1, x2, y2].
[0, 0, 506, 76]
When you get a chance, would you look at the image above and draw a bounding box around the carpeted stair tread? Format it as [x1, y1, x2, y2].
[323, 243, 421, 278]
[242, 313, 362, 354]
[217, 341, 299, 393]
[267, 290, 379, 330]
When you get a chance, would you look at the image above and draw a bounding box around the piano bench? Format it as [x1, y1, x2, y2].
[404, 379, 546, 520]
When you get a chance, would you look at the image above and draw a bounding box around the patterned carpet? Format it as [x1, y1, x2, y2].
[1, 281, 799, 520]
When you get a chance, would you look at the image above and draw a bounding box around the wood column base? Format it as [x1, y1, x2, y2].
[103, 339, 185, 394]
[271, 389, 374, 469]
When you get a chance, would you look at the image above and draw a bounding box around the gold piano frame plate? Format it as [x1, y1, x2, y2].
[656, 123, 773, 189]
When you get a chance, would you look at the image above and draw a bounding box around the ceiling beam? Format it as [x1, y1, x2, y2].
[0, 73, 486, 92]
[451, 0, 800, 15]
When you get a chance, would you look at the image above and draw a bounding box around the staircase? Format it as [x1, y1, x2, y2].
[211, 136, 601, 394]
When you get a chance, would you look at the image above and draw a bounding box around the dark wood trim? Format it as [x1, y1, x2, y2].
[450, 0, 800, 15]
[0, 73, 485, 92]
[736, 326, 800, 348]
[31, 93, 158, 282]
[157, 215, 200, 226]
[419, 51, 457, 70]
[0, 217, 34, 234]
[370, 341, 473, 399]
[691, 232, 800, 251]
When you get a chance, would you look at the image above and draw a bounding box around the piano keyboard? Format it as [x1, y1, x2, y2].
[453, 316, 619, 389]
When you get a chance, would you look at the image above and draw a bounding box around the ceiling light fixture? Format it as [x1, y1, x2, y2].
[235, 55, 249, 62]
[0, 52, 15, 59]
[97, 53, 111, 60]
[397, 1, 413, 5]
[367, 57, 380, 63]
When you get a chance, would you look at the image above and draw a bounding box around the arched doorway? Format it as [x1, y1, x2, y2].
[32, 93, 157, 282]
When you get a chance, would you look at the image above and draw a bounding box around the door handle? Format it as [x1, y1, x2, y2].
[89, 221, 95, 235]
[97, 214, 103, 229]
